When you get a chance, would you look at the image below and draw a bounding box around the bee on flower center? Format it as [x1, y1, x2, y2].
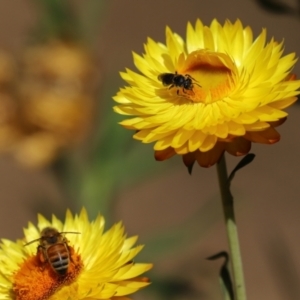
[158, 72, 201, 95]
[25, 227, 80, 276]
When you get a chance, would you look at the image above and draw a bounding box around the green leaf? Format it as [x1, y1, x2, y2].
[228, 153, 255, 185]
[30, 0, 80, 40]
[207, 251, 234, 300]
[255, 0, 294, 15]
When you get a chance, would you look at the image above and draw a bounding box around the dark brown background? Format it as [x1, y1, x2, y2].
[0, 1, 300, 299]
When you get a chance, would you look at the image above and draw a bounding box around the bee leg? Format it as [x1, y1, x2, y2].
[168, 84, 174, 90]
[186, 74, 201, 87]
[177, 89, 186, 96]
[187, 88, 195, 96]
[185, 74, 196, 81]
[37, 245, 46, 262]
[177, 89, 187, 96]
[37, 245, 47, 270]
[180, 88, 195, 97]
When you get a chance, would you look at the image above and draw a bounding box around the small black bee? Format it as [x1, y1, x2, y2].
[158, 72, 200, 95]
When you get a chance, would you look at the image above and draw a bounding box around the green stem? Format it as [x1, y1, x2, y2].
[216, 154, 247, 300]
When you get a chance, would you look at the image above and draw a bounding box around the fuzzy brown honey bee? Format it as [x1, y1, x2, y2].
[25, 227, 80, 275]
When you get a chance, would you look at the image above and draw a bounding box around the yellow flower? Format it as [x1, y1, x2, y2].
[114, 19, 300, 167]
[0, 208, 152, 300]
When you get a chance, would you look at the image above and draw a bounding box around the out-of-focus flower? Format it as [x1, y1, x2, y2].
[0, 51, 22, 152]
[114, 19, 300, 167]
[14, 40, 99, 167]
[0, 208, 152, 300]
[0, 40, 100, 168]
[20, 40, 97, 137]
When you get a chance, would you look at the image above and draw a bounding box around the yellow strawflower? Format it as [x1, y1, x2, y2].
[0, 208, 152, 300]
[114, 19, 300, 167]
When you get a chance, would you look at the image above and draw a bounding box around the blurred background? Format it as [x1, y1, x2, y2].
[0, 0, 300, 299]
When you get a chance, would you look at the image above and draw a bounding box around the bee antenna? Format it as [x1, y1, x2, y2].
[24, 237, 41, 246]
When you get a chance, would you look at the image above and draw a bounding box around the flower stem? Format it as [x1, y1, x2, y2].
[216, 154, 247, 300]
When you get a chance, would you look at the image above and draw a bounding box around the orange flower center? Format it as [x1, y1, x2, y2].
[12, 246, 83, 300]
[177, 49, 237, 103]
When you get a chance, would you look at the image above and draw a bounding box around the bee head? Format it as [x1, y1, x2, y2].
[24, 227, 80, 246]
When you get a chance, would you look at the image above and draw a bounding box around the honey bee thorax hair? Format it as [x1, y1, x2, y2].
[40, 227, 64, 246]
[43, 235, 60, 245]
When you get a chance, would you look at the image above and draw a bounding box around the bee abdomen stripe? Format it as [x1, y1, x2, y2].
[51, 258, 69, 267]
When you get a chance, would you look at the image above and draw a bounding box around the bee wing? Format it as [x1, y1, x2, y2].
[158, 73, 174, 86]
[157, 73, 166, 81]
